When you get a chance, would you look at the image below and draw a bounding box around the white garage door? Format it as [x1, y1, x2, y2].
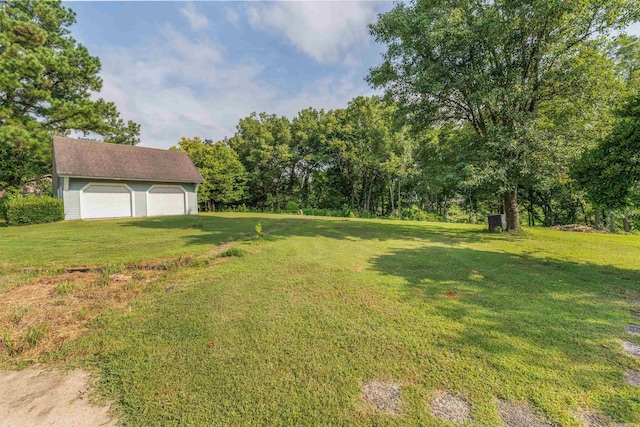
[148, 186, 185, 216]
[81, 185, 132, 219]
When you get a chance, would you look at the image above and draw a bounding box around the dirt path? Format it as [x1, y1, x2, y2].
[0, 368, 116, 427]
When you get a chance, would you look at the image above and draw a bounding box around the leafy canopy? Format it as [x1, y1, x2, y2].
[368, 0, 638, 228]
[172, 137, 247, 209]
[0, 0, 140, 188]
[573, 93, 640, 209]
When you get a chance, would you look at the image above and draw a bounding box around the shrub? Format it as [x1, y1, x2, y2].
[285, 201, 299, 212]
[219, 247, 246, 258]
[255, 222, 264, 240]
[5, 196, 64, 226]
[0, 188, 21, 219]
[400, 205, 428, 221]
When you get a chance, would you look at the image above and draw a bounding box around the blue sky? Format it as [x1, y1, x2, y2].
[64, 1, 640, 149]
[64, 1, 395, 148]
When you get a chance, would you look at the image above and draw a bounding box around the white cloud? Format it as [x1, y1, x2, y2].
[226, 7, 240, 27]
[247, 2, 379, 64]
[96, 24, 374, 149]
[180, 2, 208, 31]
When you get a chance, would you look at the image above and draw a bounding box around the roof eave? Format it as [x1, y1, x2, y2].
[56, 174, 204, 184]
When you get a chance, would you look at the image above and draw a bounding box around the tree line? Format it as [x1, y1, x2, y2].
[174, 0, 640, 231]
[2, 0, 639, 231]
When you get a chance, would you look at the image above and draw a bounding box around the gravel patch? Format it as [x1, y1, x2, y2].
[625, 370, 640, 387]
[498, 400, 552, 427]
[623, 341, 640, 357]
[626, 325, 640, 336]
[362, 381, 401, 414]
[630, 311, 640, 318]
[430, 391, 472, 424]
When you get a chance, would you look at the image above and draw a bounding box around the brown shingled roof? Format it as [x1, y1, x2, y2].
[53, 137, 204, 183]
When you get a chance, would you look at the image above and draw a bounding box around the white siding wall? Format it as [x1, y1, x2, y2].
[185, 183, 198, 215]
[62, 178, 198, 220]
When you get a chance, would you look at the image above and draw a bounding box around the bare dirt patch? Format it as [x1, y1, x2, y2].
[201, 242, 236, 259]
[0, 368, 116, 427]
[361, 381, 401, 414]
[625, 370, 640, 387]
[430, 391, 472, 424]
[623, 341, 640, 357]
[443, 290, 463, 300]
[626, 325, 640, 336]
[550, 224, 603, 233]
[574, 410, 620, 427]
[498, 400, 552, 427]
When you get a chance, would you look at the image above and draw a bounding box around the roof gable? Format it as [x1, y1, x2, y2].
[53, 137, 204, 183]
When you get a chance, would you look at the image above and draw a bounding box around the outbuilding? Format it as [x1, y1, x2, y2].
[52, 136, 204, 220]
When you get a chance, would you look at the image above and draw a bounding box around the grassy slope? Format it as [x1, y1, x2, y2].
[0, 214, 285, 269]
[3, 213, 640, 425]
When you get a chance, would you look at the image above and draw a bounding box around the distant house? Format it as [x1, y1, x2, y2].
[0, 175, 52, 199]
[52, 136, 204, 220]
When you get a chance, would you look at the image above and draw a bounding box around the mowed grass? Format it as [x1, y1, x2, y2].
[0, 214, 286, 270]
[3, 213, 640, 425]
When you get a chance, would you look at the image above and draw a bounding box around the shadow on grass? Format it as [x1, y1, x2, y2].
[99, 213, 640, 422]
[369, 244, 640, 419]
[120, 212, 498, 247]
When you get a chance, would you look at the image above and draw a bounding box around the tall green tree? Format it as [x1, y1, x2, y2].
[573, 93, 640, 211]
[171, 137, 246, 211]
[0, 0, 139, 188]
[368, 0, 638, 229]
[229, 113, 292, 209]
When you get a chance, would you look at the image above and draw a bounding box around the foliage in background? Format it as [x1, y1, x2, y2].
[0, 0, 139, 190]
[171, 137, 246, 211]
[4, 196, 64, 226]
[574, 93, 640, 211]
[367, 0, 637, 229]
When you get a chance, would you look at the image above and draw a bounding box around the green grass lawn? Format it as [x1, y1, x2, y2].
[2, 213, 640, 425]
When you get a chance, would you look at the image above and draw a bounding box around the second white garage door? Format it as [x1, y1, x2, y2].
[147, 186, 186, 216]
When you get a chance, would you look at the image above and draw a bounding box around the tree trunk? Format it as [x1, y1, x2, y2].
[388, 180, 395, 214]
[579, 200, 587, 225]
[503, 189, 520, 231]
[442, 195, 448, 222]
[595, 210, 601, 229]
[623, 212, 631, 233]
[397, 178, 401, 212]
[609, 212, 615, 233]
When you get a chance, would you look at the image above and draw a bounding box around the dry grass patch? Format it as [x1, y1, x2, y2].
[430, 391, 472, 424]
[550, 224, 603, 233]
[498, 400, 552, 427]
[361, 381, 401, 414]
[574, 410, 622, 427]
[0, 269, 157, 363]
[625, 370, 640, 387]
